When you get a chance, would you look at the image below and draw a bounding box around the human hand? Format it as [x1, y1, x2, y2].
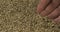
[37, 0, 60, 22]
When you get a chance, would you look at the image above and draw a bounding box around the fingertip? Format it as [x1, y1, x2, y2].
[53, 16, 60, 23]
[37, 0, 51, 14]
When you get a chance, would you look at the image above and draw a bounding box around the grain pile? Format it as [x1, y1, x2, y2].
[0, 0, 60, 32]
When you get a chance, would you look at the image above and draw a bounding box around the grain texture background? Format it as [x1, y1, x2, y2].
[0, 0, 60, 32]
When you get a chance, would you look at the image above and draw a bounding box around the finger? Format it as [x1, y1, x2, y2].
[37, 0, 51, 13]
[53, 16, 60, 23]
[40, 0, 60, 16]
[47, 6, 60, 19]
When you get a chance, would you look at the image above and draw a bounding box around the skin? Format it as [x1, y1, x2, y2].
[37, 0, 60, 23]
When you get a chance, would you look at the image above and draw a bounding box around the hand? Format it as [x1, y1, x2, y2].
[37, 0, 60, 23]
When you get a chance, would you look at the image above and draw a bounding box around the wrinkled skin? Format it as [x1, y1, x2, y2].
[37, 0, 60, 23]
